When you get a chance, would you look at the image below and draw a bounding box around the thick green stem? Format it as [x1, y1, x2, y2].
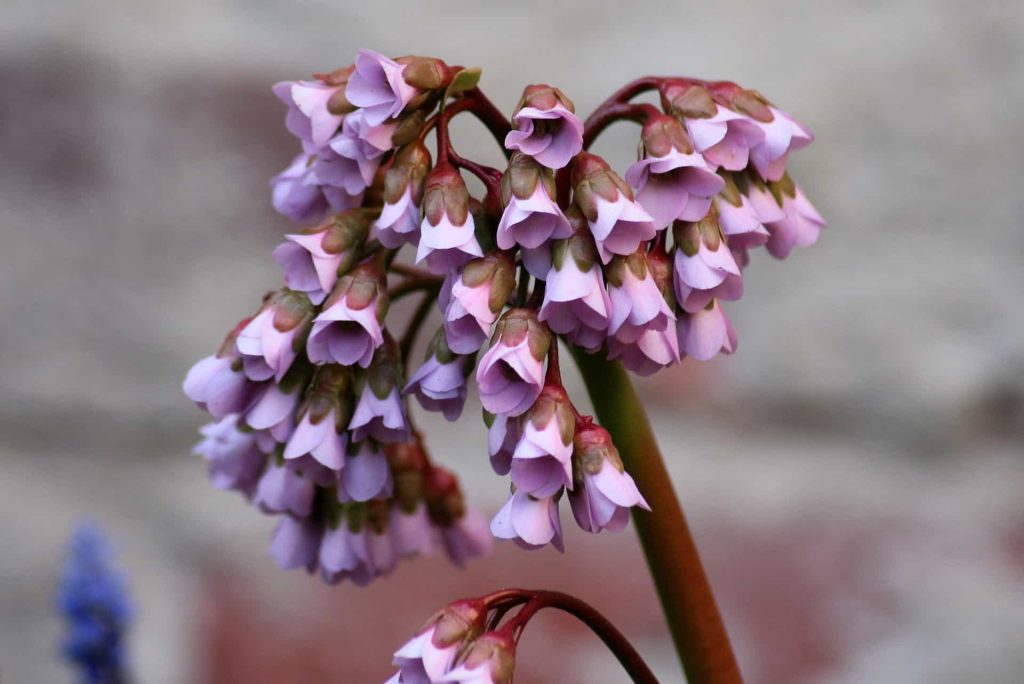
[571, 348, 743, 684]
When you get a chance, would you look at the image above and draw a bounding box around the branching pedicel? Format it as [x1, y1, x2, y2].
[184, 49, 824, 683]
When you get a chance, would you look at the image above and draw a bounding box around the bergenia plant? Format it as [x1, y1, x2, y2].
[184, 49, 824, 683]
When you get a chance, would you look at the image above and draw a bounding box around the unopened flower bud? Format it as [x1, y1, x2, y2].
[392, 598, 487, 682]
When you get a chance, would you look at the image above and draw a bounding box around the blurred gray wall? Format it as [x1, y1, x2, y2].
[1, 1, 1023, 683]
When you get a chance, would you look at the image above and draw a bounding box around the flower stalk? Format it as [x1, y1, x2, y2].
[572, 347, 743, 684]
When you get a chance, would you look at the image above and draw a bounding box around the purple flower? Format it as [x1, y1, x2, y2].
[273, 209, 371, 304]
[444, 253, 516, 354]
[569, 424, 649, 533]
[269, 516, 322, 572]
[491, 489, 564, 552]
[235, 290, 315, 382]
[349, 339, 410, 444]
[665, 82, 765, 173]
[504, 84, 583, 169]
[748, 109, 813, 183]
[496, 153, 571, 251]
[673, 216, 743, 314]
[280, 365, 351, 471]
[193, 415, 268, 499]
[271, 153, 363, 225]
[476, 309, 551, 417]
[345, 50, 421, 126]
[307, 262, 388, 368]
[389, 504, 436, 559]
[538, 217, 612, 352]
[314, 111, 396, 195]
[713, 172, 772, 257]
[572, 153, 657, 263]
[183, 346, 254, 420]
[318, 507, 397, 586]
[389, 600, 487, 683]
[272, 79, 346, 153]
[337, 440, 392, 502]
[404, 329, 473, 421]
[438, 630, 516, 684]
[624, 114, 724, 229]
[417, 164, 482, 274]
[607, 325, 680, 377]
[375, 141, 432, 249]
[764, 175, 826, 259]
[509, 385, 575, 498]
[486, 412, 522, 476]
[244, 378, 307, 447]
[677, 299, 738, 361]
[254, 461, 315, 516]
[438, 506, 493, 568]
[706, 83, 813, 181]
[606, 250, 675, 345]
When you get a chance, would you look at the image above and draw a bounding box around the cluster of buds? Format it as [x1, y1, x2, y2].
[185, 50, 823, 580]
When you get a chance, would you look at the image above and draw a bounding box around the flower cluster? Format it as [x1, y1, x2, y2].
[57, 524, 132, 684]
[185, 50, 823, 579]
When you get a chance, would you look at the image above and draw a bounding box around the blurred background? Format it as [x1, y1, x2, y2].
[2, 0, 1023, 682]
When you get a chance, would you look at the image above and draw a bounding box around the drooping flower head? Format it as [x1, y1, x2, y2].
[504, 84, 583, 169]
[349, 335, 411, 444]
[496, 152, 572, 254]
[608, 248, 680, 376]
[677, 299, 738, 361]
[538, 209, 613, 352]
[235, 289, 316, 382]
[417, 163, 483, 273]
[476, 308, 551, 417]
[404, 328, 474, 421]
[569, 422, 649, 533]
[624, 113, 724, 229]
[307, 259, 388, 368]
[572, 152, 657, 263]
[444, 251, 516, 355]
[376, 141, 432, 248]
[672, 212, 743, 314]
[664, 81, 764, 173]
[439, 629, 516, 684]
[273, 208, 373, 304]
[272, 73, 351, 153]
[763, 173, 827, 259]
[193, 414, 268, 499]
[391, 599, 488, 682]
[490, 488, 564, 552]
[709, 82, 813, 182]
[284, 364, 354, 471]
[183, 319, 257, 420]
[345, 50, 422, 126]
[271, 153, 364, 225]
[508, 384, 576, 498]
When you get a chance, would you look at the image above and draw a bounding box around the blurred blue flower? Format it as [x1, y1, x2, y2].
[57, 522, 132, 684]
